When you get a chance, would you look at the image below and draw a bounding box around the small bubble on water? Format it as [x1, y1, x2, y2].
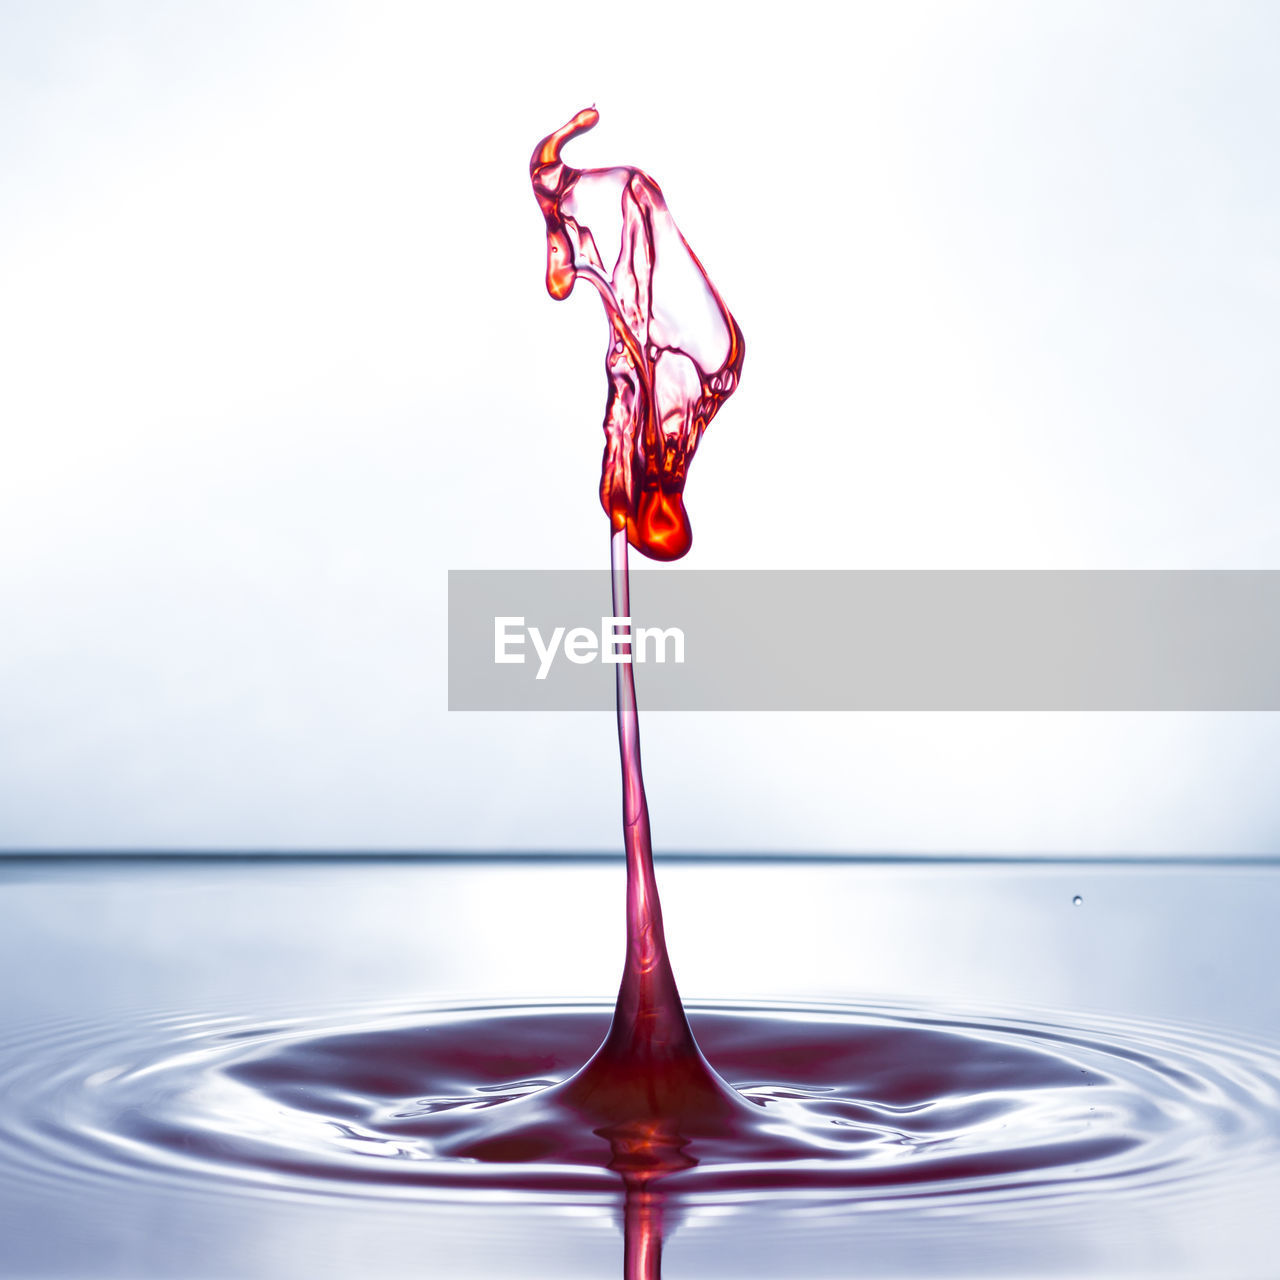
[1072, 895, 1083, 907]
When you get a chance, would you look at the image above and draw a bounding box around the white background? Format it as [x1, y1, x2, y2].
[2, 0, 1278, 852]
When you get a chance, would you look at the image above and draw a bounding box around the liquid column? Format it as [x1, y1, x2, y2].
[607, 526, 693, 1056]
[556, 530, 748, 1148]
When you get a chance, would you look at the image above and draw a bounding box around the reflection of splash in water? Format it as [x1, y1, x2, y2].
[622, 1180, 664, 1280]
[530, 108, 744, 561]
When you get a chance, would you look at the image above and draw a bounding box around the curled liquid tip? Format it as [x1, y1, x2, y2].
[530, 106, 599, 171]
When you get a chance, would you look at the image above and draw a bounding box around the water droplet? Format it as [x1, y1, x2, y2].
[1072, 895, 1083, 907]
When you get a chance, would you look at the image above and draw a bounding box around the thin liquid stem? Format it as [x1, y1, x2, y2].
[604, 526, 697, 1059]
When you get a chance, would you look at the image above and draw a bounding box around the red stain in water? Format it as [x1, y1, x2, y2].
[530, 107, 745, 561]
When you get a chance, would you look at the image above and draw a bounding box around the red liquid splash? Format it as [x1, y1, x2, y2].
[284, 120, 756, 1243]
[528, 107, 755, 1174]
[530, 109, 752, 1274]
[530, 108, 745, 561]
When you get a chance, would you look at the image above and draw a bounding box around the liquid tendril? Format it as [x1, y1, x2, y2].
[530, 107, 745, 561]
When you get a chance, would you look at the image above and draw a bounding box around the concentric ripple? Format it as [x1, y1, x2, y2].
[1, 999, 1278, 1209]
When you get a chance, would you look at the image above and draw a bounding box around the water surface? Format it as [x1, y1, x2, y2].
[1, 856, 1277, 1278]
